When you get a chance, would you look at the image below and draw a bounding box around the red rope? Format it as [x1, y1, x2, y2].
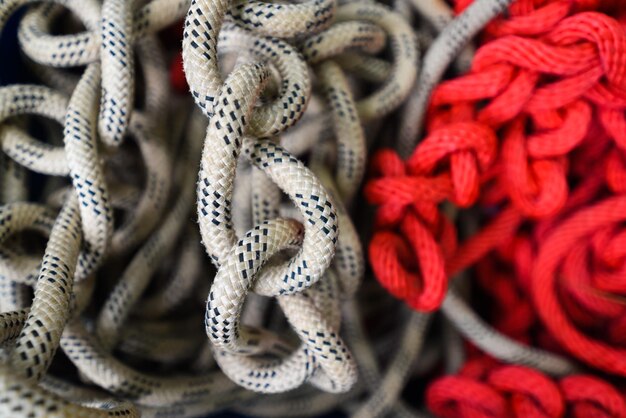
[426, 358, 626, 418]
[365, 0, 626, 378]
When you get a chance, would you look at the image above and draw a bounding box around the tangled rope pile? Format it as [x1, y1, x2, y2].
[0, 0, 425, 415]
[3, 0, 626, 416]
[427, 357, 626, 417]
[366, 0, 626, 416]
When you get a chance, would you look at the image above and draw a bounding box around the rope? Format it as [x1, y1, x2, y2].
[365, 1, 626, 416]
[427, 358, 626, 418]
[0, 0, 420, 413]
[3, 0, 625, 416]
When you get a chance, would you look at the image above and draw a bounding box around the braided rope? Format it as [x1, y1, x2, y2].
[1, 0, 613, 416]
[0, 0, 418, 411]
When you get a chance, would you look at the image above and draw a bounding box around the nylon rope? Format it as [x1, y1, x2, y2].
[0, 0, 624, 417]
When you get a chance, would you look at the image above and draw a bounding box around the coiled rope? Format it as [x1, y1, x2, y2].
[367, 0, 626, 416]
[3, 0, 626, 416]
[0, 0, 421, 414]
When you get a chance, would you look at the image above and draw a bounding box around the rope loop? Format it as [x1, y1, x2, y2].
[427, 359, 626, 418]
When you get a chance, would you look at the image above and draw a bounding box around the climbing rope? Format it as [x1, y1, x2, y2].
[2, 0, 626, 416]
[366, 0, 626, 416]
[0, 0, 418, 414]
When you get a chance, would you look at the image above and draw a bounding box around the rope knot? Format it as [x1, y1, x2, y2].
[501, 117, 569, 217]
[365, 149, 451, 227]
[365, 143, 465, 312]
[487, 365, 564, 418]
[406, 122, 497, 207]
[546, 12, 626, 95]
[367, 209, 452, 312]
[428, 360, 626, 418]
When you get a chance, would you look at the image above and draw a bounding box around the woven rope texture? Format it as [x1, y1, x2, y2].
[1, 0, 625, 417]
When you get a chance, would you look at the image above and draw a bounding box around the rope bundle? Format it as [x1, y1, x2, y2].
[366, 0, 626, 416]
[3, 0, 626, 416]
[427, 357, 626, 418]
[0, 0, 425, 415]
